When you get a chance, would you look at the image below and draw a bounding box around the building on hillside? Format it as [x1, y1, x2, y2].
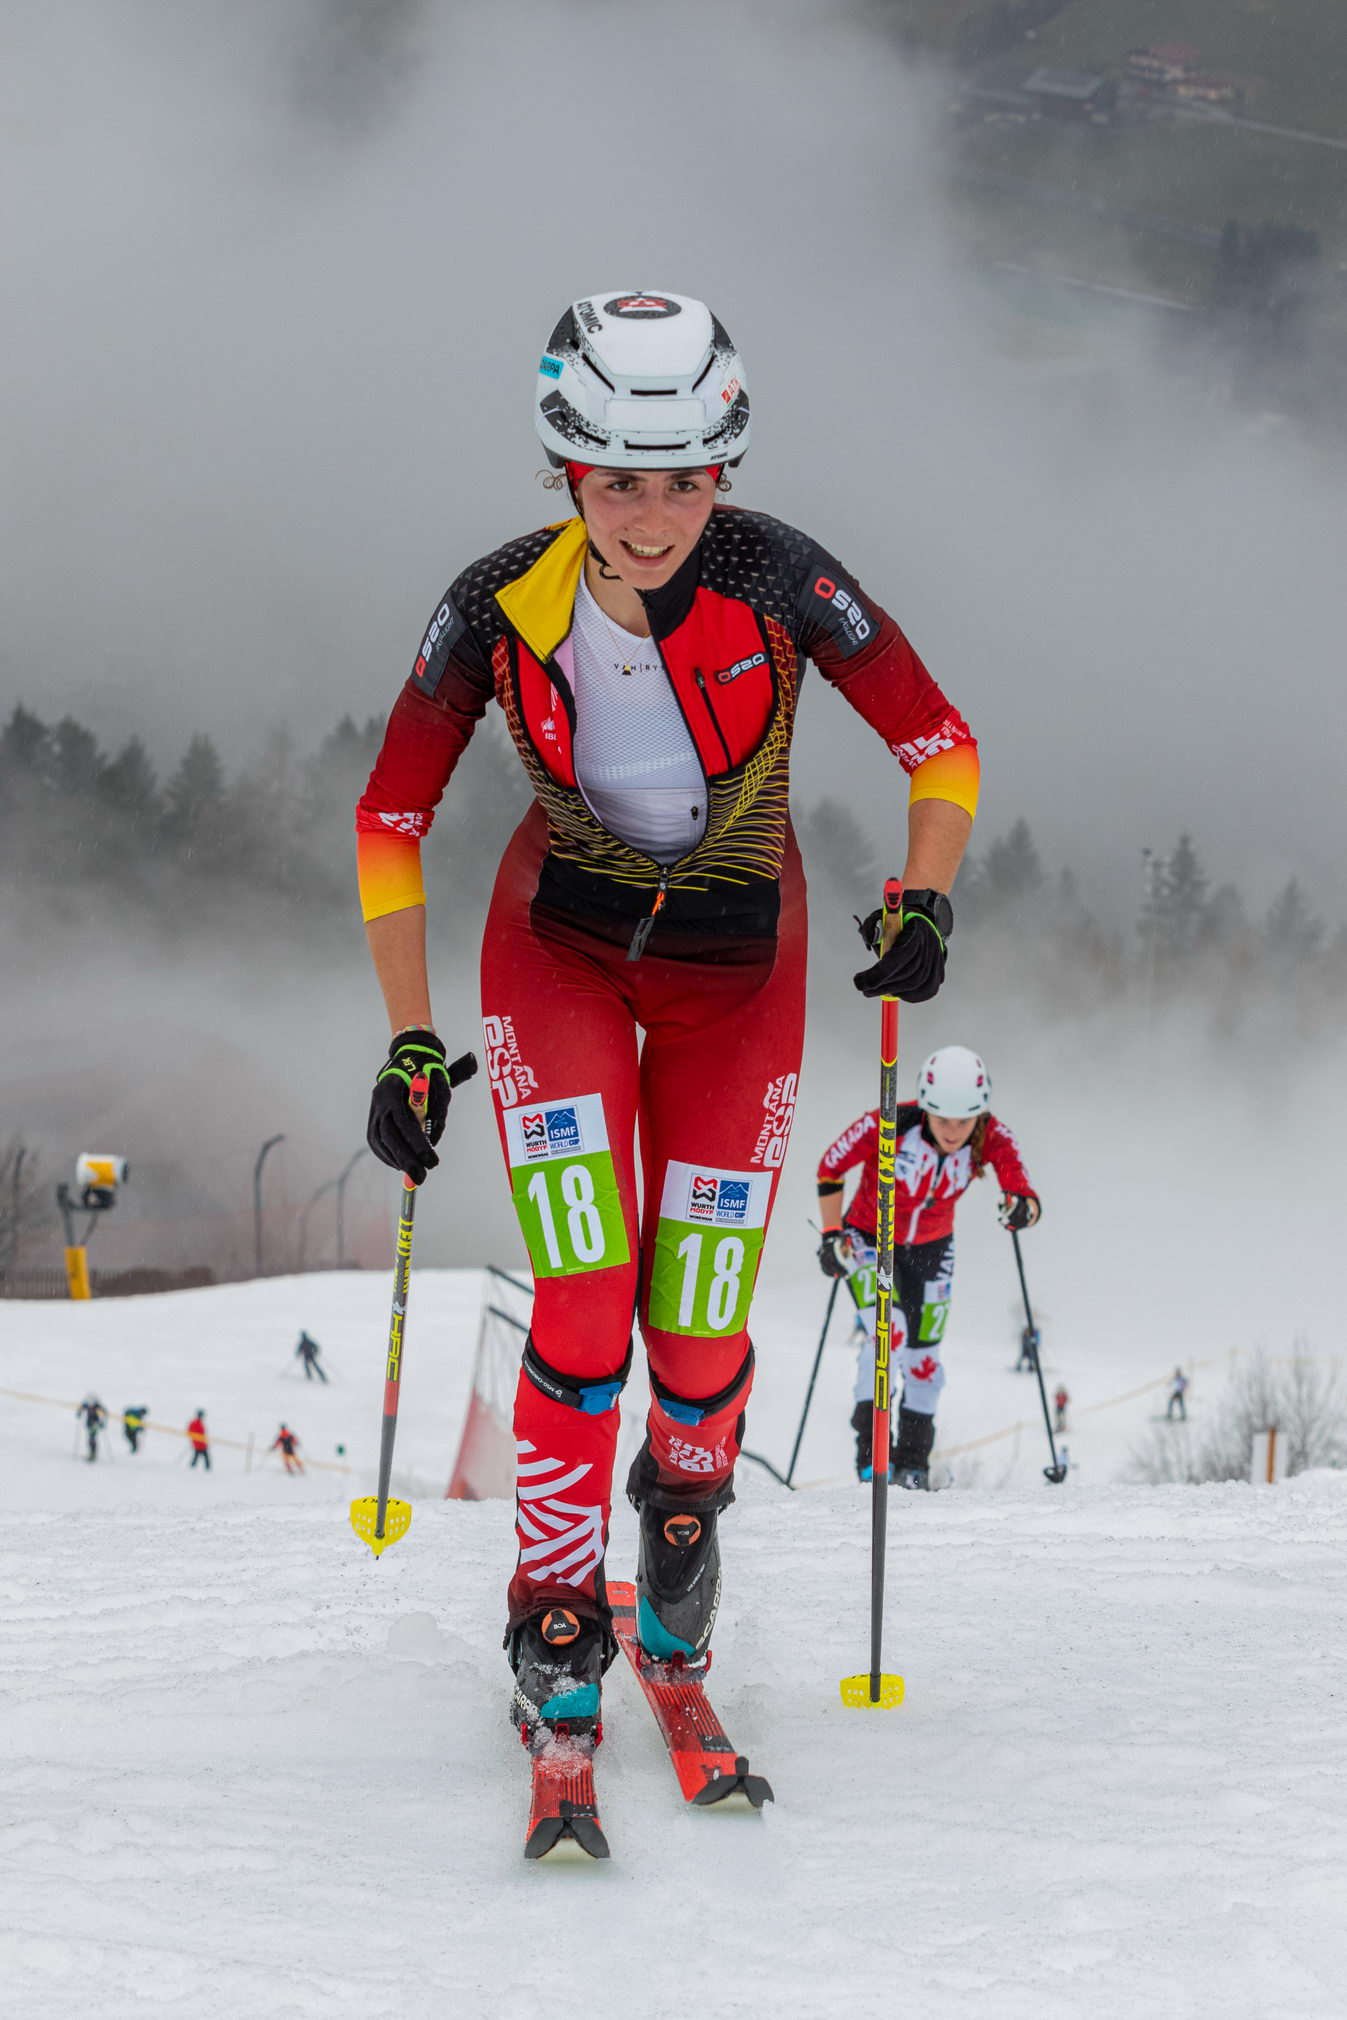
[1128, 45, 1200, 85]
[963, 61, 1039, 119]
[963, 63, 1117, 124]
[1022, 67, 1119, 122]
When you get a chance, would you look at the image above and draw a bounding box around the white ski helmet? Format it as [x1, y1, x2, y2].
[915, 1046, 991, 1119]
[534, 290, 750, 472]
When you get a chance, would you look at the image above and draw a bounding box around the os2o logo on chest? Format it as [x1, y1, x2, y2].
[715, 650, 766, 686]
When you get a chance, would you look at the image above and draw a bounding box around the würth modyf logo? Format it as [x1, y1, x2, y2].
[689, 1175, 751, 1224]
[520, 1104, 583, 1160]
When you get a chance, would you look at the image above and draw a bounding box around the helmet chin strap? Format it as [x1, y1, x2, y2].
[586, 538, 622, 582]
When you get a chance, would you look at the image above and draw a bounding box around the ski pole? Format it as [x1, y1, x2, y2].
[1011, 1229, 1067, 1485]
[784, 1278, 840, 1489]
[350, 1050, 478, 1558]
[841, 878, 905, 1711]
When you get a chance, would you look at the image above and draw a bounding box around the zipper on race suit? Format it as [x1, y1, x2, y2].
[627, 866, 671, 963]
[693, 669, 734, 770]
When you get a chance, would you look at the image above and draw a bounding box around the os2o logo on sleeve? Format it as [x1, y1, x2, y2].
[413, 597, 463, 684]
[812, 575, 872, 648]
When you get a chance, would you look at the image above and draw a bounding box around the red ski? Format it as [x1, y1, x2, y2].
[523, 1732, 610, 1860]
[608, 1581, 773, 1809]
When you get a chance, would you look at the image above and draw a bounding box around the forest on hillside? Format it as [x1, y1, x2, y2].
[2, 701, 1339, 1027]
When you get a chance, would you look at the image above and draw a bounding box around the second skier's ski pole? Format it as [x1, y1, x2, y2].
[350, 1050, 478, 1556]
[841, 877, 905, 1710]
[1011, 1229, 1067, 1485]
[784, 1277, 840, 1489]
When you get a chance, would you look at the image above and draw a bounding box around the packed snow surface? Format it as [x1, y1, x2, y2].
[3, 1272, 1346, 2019]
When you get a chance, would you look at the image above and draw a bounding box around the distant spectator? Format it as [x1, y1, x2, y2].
[271, 1424, 304, 1475]
[76, 1396, 107, 1463]
[187, 1411, 211, 1470]
[122, 1404, 149, 1454]
[1053, 1384, 1069, 1434]
[1167, 1369, 1189, 1422]
[295, 1331, 328, 1383]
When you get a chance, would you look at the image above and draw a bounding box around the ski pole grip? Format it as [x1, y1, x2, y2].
[447, 1050, 479, 1090]
[883, 877, 904, 919]
[408, 1072, 430, 1126]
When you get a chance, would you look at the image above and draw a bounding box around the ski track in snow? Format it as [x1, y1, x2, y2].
[2, 1274, 1346, 2018]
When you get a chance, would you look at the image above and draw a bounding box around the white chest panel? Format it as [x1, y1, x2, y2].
[568, 577, 707, 865]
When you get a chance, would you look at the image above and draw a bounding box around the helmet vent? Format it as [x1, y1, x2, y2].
[579, 355, 616, 394]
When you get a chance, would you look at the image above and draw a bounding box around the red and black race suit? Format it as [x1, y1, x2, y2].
[358, 507, 976, 951]
[818, 1106, 1035, 1247]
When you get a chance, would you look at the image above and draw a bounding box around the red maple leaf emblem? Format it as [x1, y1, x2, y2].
[910, 1355, 940, 1382]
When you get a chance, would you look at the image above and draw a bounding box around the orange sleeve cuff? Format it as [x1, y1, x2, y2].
[907, 744, 980, 819]
[357, 831, 426, 923]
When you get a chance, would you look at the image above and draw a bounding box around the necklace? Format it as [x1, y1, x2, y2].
[583, 576, 653, 677]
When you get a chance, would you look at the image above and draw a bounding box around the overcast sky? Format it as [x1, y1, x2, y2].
[4, 0, 1345, 917]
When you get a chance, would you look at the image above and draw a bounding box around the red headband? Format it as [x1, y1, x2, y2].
[565, 461, 723, 488]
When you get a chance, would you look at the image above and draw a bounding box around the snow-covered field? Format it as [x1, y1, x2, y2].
[3, 1271, 1346, 2019]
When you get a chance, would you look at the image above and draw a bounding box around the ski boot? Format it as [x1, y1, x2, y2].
[508, 1606, 612, 1740]
[851, 1400, 874, 1481]
[892, 1405, 935, 1493]
[626, 1441, 732, 1664]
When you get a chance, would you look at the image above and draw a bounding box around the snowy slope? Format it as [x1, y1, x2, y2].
[4, 1483, 1346, 2020]
[0, 1250, 1242, 1517]
[3, 1272, 1346, 2019]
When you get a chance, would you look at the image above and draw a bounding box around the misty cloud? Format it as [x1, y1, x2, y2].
[2, 1, 1345, 1303]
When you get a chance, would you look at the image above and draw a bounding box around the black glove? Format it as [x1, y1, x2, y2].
[367, 1030, 477, 1184]
[999, 1192, 1041, 1232]
[818, 1228, 853, 1280]
[852, 893, 950, 1004]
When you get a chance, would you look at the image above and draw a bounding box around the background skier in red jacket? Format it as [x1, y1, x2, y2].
[817, 1045, 1039, 1487]
[186, 1413, 210, 1471]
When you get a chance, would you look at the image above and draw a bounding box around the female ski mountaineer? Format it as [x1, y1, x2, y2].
[817, 1045, 1039, 1488]
[356, 289, 980, 1742]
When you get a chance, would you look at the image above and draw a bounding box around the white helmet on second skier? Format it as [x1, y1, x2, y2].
[535, 290, 750, 472]
[915, 1046, 991, 1118]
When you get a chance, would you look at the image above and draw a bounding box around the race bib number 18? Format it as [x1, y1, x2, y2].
[648, 1161, 772, 1337]
[502, 1094, 629, 1278]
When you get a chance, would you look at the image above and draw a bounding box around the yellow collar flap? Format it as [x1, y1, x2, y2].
[495, 517, 589, 662]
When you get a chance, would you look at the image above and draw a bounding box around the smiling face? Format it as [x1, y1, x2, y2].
[926, 1114, 978, 1155]
[575, 467, 718, 591]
